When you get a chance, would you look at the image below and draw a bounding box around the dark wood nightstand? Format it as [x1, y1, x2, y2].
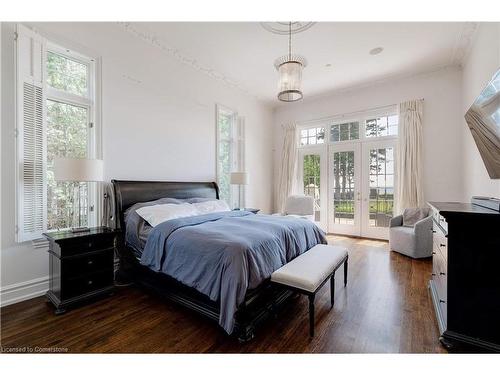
[233, 208, 260, 214]
[44, 227, 116, 314]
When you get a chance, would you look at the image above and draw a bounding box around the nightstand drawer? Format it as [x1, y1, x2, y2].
[63, 270, 113, 300]
[63, 250, 114, 278]
[57, 236, 115, 257]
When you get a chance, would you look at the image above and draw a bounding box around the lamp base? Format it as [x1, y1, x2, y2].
[71, 226, 91, 233]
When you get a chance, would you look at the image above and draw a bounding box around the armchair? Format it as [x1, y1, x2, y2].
[389, 212, 433, 259]
[274, 195, 315, 222]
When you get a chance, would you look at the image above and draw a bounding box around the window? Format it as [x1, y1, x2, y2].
[46, 48, 96, 231]
[16, 24, 99, 241]
[300, 127, 325, 146]
[299, 112, 398, 148]
[330, 122, 359, 142]
[216, 105, 245, 208]
[302, 154, 321, 221]
[46, 51, 88, 96]
[365, 115, 398, 138]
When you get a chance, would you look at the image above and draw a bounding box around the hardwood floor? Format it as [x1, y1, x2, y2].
[0, 235, 445, 353]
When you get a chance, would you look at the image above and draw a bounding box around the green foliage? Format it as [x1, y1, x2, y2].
[46, 52, 88, 97]
[46, 100, 89, 230]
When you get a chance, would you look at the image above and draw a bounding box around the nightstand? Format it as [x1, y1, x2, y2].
[44, 227, 116, 314]
[233, 208, 260, 214]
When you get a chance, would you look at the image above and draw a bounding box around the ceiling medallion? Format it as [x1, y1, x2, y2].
[260, 22, 315, 35]
[268, 22, 313, 102]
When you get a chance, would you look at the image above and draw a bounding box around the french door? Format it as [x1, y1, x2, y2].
[298, 148, 327, 231]
[327, 140, 396, 239]
[361, 140, 396, 239]
[328, 143, 361, 236]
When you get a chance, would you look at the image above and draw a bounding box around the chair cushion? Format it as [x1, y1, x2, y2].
[389, 226, 416, 254]
[402, 207, 430, 227]
[271, 244, 348, 293]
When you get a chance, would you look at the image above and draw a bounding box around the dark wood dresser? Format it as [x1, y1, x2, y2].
[428, 201, 500, 352]
[44, 227, 116, 314]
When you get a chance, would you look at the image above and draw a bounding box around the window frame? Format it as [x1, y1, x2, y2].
[45, 42, 101, 231]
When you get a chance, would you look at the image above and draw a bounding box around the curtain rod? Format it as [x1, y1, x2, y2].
[292, 98, 425, 127]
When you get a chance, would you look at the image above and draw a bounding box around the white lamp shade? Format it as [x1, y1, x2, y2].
[54, 158, 104, 182]
[230, 172, 249, 185]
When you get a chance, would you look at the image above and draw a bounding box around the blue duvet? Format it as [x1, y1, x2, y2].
[140, 211, 327, 334]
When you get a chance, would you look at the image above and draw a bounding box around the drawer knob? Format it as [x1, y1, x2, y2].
[432, 251, 436, 255]
[431, 273, 436, 276]
[88, 243, 92, 248]
[439, 272, 446, 276]
[87, 260, 93, 265]
[440, 244, 446, 247]
[439, 299, 446, 304]
[432, 230, 436, 233]
[88, 280, 93, 285]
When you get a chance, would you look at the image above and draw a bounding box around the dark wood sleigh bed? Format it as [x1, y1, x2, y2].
[111, 179, 294, 342]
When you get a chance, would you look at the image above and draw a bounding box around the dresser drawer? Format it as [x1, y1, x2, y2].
[433, 222, 448, 261]
[432, 251, 448, 325]
[62, 269, 113, 300]
[433, 251, 448, 300]
[63, 249, 114, 279]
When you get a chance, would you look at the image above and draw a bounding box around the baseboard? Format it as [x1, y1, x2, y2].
[0, 276, 49, 307]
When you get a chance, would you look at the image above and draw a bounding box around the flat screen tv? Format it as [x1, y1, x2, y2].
[464, 68, 500, 179]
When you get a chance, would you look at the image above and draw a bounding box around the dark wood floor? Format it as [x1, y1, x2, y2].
[0, 235, 445, 353]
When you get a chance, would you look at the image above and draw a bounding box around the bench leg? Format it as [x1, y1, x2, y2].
[344, 257, 348, 287]
[308, 294, 315, 337]
[330, 274, 335, 308]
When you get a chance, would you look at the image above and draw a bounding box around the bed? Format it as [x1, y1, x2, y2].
[112, 180, 327, 341]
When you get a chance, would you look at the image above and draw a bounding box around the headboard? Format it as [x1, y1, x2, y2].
[111, 180, 219, 230]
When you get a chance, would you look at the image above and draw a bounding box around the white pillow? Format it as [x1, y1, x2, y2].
[136, 203, 198, 227]
[192, 200, 230, 215]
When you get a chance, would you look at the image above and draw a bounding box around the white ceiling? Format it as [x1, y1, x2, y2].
[124, 22, 474, 105]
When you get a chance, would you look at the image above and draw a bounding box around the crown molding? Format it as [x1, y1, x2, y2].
[118, 22, 262, 101]
[450, 22, 479, 67]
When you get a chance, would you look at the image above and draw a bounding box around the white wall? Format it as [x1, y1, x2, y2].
[1, 22, 274, 305]
[273, 66, 464, 212]
[461, 23, 500, 200]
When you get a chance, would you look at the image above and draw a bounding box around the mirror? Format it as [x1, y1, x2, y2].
[464, 69, 500, 179]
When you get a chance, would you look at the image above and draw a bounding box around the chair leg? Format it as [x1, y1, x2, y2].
[344, 257, 348, 287]
[330, 274, 335, 308]
[308, 294, 315, 337]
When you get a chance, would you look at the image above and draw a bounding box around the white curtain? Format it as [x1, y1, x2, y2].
[395, 99, 424, 214]
[276, 123, 298, 213]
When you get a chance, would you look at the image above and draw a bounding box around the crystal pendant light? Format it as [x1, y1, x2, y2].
[274, 22, 307, 102]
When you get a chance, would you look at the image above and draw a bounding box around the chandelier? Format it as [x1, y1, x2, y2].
[273, 22, 309, 102]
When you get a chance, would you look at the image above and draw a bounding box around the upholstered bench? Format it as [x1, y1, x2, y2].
[271, 244, 348, 337]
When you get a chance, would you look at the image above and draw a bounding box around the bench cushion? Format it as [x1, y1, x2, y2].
[271, 244, 348, 293]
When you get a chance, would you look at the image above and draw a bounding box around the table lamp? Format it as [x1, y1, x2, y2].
[54, 158, 104, 232]
[230, 171, 249, 209]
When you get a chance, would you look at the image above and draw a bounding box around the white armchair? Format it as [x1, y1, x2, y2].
[389, 209, 433, 259]
[275, 195, 315, 222]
